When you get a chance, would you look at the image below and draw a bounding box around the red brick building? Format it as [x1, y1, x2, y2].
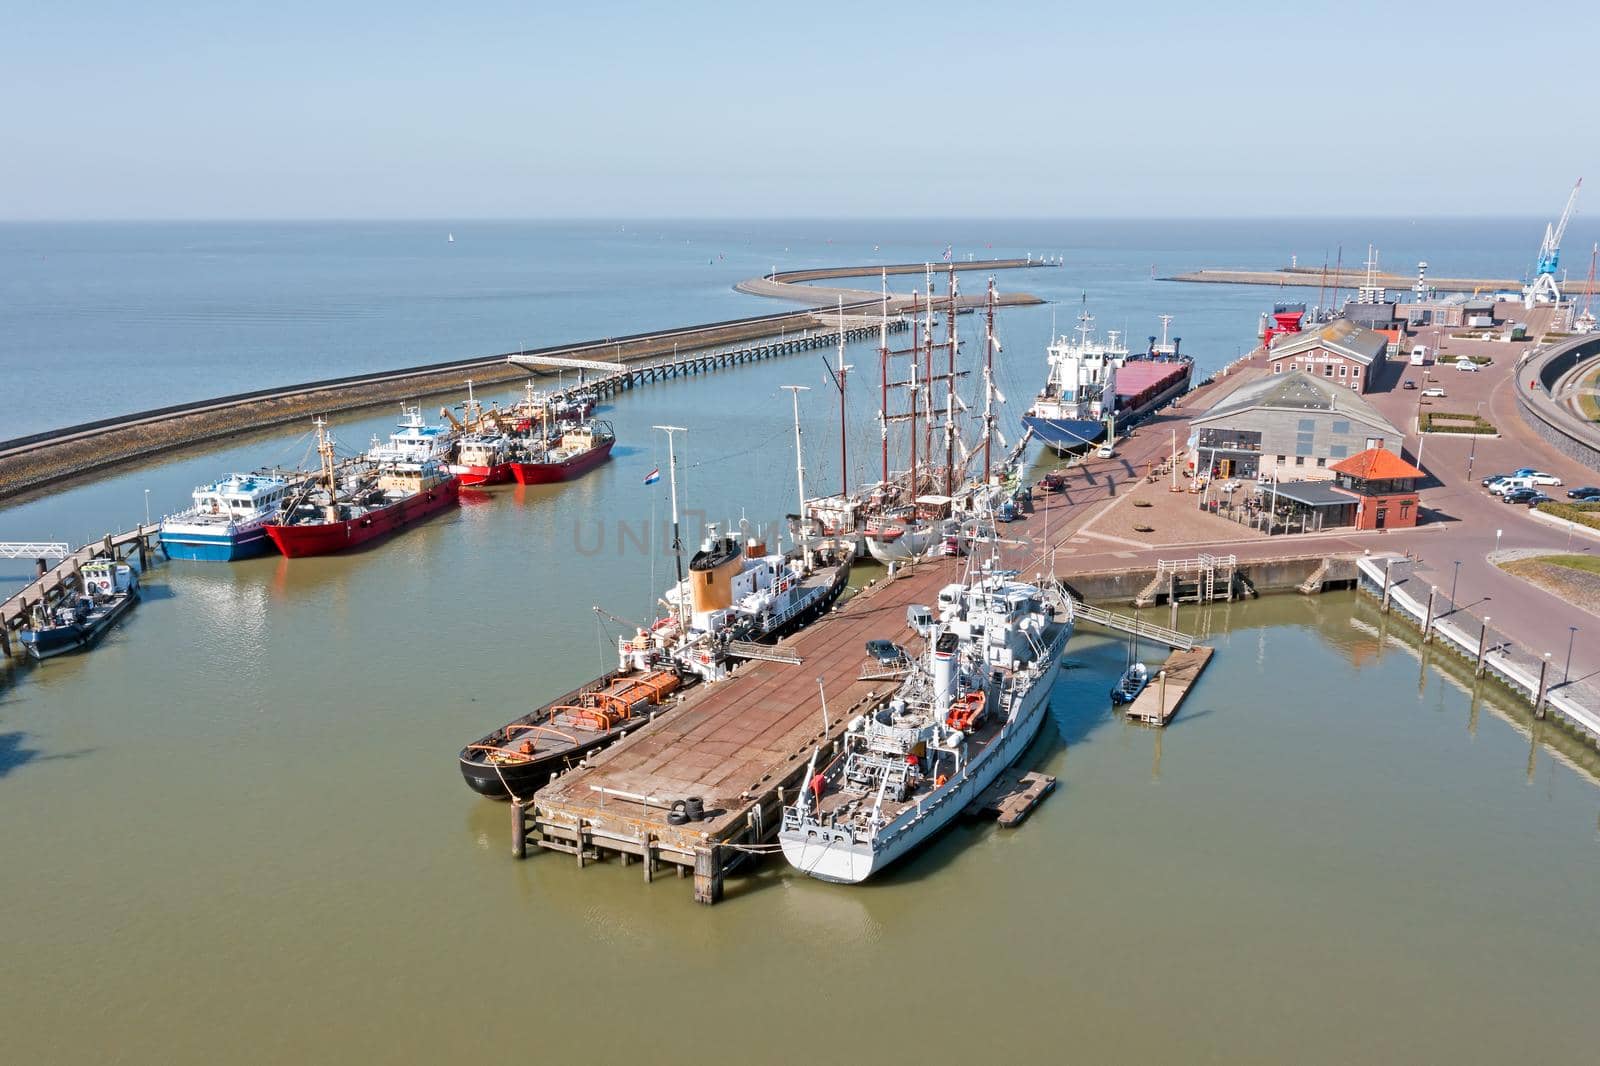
[1268, 319, 1392, 394]
[1330, 448, 1425, 529]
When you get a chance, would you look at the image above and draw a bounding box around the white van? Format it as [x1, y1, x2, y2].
[1489, 476, 1535, 495]
[1410, 346, 1429, 365]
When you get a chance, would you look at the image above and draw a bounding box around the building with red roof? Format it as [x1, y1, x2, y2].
[1330, 448, 1425, 529]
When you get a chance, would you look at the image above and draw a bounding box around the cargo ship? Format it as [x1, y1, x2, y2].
[508, 420, 615, 485]
[264, 418, 460, 557]
[1023, 311, 1192, 454]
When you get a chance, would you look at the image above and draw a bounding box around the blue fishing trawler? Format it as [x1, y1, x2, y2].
[20, 560, 140, 660]
[158, 472, 296, 561]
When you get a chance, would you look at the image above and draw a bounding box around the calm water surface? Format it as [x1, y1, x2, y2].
[3, 222, 1600, 1063]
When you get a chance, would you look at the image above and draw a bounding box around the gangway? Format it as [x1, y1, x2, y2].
[0, 542, 71, 560]
[723, 641, 804, 665]
[1069, 599, 1196, 652]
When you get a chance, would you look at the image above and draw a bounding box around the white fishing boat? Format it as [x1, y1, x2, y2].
[779, 559, 1074, 883]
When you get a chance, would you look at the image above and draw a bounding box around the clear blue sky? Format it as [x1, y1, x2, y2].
[4, 1, 1593, 220]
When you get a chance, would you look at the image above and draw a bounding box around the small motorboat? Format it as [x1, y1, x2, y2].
[20, 560, 140, 660]
[1110, 661, 1150, 704]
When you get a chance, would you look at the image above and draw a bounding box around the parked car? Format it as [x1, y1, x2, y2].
[1502, 487, 1541, 504]
[1524, 471, 1563, 486]
[1511, 468, 1540, 476]
[1566, 486, 1600, 500]
[1402, 380, 1418, 390]
[1490, 477, 1534, 495]
[1421, 387, 1447, 398]
[1524, 493, 1554, 507]
[865, 639, 908, 665]
[1456, 360, 1481, 372]
[1481, 473, 1512, 487]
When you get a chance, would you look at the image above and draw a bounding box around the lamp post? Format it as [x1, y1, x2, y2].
[1495, 528, 1502, 554]
[1565, 626, 1579, 683]
[1450, 560, 1461, 606]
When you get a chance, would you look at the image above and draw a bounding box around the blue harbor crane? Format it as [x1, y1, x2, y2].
[1524, 177, 1582, 308]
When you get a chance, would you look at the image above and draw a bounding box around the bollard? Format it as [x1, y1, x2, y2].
[511, 802, 527, 859]
[693, 846, 724, 904]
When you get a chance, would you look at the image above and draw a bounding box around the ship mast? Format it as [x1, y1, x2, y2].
[833, 297, 851, 498]
[879, 269, 890, 489]
[921, 267, 935, 497]
[945, 264, 958, 495]
[314, 416, 336, 490]
[653, 424, 688, 628]
[782, 386, 812, 568]
[908, 285, 920, 505]
[983, 277, 997, 482]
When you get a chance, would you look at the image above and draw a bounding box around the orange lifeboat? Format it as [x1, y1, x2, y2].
[945, 691, 986, 732]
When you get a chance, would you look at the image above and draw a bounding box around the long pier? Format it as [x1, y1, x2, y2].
[0, 260, 1047, 504]
[1163, 267, 1521, 293]
[1, 525, 162, 660]
[734, 257, 1055, 308]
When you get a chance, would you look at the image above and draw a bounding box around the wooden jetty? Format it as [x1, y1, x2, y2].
[967, 769, 1056, 827]
[514, 561, 964, 902]
[1, 525, 163, 660]
[1123, 646, 1214, 726]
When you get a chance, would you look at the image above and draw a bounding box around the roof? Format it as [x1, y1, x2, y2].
[1268, 318, 1390, 365]
[1195, 370, 1399, 431]
[1330, 448, 1425, 481]
[1270, 480, 1359, 508]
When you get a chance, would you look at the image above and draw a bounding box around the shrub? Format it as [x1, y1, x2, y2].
[1420, 411, 1497, 434]
[1537, 502, 1600, 530]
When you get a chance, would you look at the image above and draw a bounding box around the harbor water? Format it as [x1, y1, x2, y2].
[3, 221, 1599, 1063]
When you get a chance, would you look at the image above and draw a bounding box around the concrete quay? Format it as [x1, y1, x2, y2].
[1165, 267, 1522, 293]
[734, 257, 1052, 309]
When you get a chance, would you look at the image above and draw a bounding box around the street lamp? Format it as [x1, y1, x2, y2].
[1451, 560, 1461, 605]
[1495, 528, 1502, 554]
[1565, 626, 1579, 683]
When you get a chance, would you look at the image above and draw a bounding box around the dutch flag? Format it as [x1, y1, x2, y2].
[643, 467, 661, 485]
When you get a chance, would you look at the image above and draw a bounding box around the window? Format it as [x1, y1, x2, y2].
[1316, 457, 1326, 467]
[1329, 444, 1348, 459]
[1290, 364, 1298, 373]
[1274, 362, 1282, 374]
[1295, 456, 1305, 466]
[1332, 420, 1350, 434]
[1352, 366, 1361, 376]
[1276, 455, 1287, 463]
[1324, 364, 1334, 377]
[1400, 500, 1413, 516]
[1339, 365, 1348, 378]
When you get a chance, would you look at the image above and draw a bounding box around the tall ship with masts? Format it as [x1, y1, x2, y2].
[798, 268, 1014, 566]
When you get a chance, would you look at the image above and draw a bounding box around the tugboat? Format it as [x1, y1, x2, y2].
[264, 418, 460, 557]
[508, 419, 615, 485]
[780, 558, 1073, 883]
[158, 472, 299, 561]
[21, 560, 141, 660]
[1110, 661, 1150, 704]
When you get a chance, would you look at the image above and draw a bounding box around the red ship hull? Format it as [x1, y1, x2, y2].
[449, 462, 514, 487]
[508, 439, 615, 485]
[265, 478, 461, 557]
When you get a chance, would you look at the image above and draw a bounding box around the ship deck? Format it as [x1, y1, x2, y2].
[521, 558, 965, 898]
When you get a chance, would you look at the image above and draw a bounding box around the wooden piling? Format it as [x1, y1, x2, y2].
[0, 625, 11, 659]
[1475, 616, 1490, 678]
[1423, 586, 1437, 644]
[641, 831, 654, 884]
[693, 846, 723, 905]
[1381, 559, 1393, 613]
[511, 802, 527, 859]
[1535, 657, 1550, 719]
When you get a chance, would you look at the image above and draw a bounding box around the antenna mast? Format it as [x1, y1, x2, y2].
[653, 424, 689, 628]
[781, 386, 812, 568]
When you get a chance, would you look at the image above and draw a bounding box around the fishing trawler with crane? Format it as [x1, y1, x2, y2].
[264, 417, 460, 557]
[507, 419, 616, 484]
[779, 554, 1074, 883]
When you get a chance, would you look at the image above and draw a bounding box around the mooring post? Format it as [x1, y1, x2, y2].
[1158, 669, 1168, 721]
[137, 536, 149, 570]
[1535, 654, 1551, 719]
[35, 558, 47, 579]
[1381, 559, 1393, 613]
[641, 830, 654, 884]
[511, 802, 527, 860]
[1475, 616, 1491, 678]
[1423, 586, 1437, 644]
[574, 819, 585, 868]
[0, 625, 11, 659]
[693, 845, 723, 905]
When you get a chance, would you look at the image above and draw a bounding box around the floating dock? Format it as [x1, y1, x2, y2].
[967, 769, 1056, 827]
[1123, 646, 1214, 726]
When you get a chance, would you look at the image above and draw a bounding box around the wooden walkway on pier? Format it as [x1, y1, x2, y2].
[1, 525, 162, 660]
[517, 560, 964, 901]
[1123, 646, 1214, 726]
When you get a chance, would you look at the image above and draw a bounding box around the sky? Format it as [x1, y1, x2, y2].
[3, 1, 1594, 220]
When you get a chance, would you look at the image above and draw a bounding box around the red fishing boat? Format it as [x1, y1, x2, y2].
[448, 433, 516, 486]
[508, 420, 615, 485]
[264, 419, 460, 557]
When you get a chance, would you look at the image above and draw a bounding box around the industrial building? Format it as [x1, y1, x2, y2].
[1267, 319, 1391, 393]
[1188, 370, 1402, 481]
